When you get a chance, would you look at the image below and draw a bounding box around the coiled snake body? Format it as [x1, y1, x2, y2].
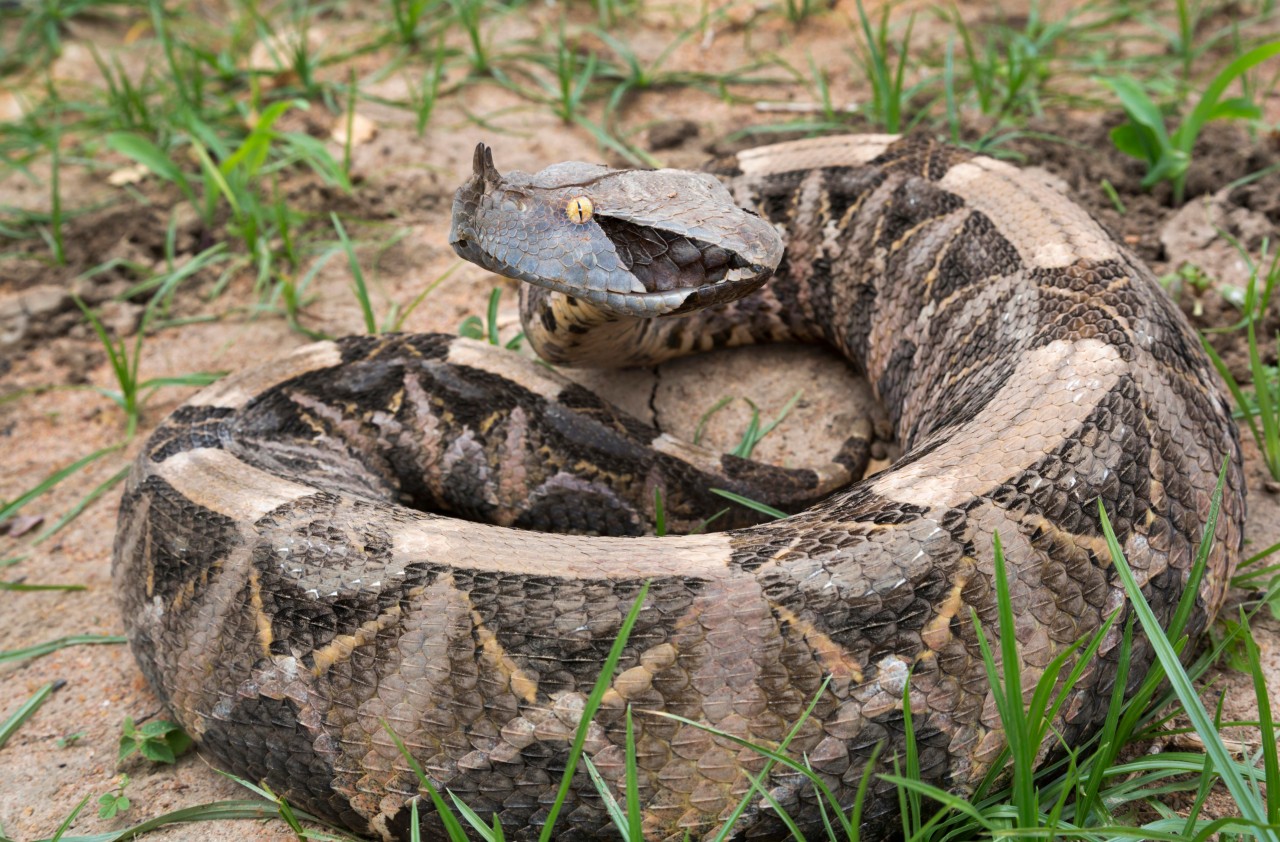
[113, 135, 1245, 840]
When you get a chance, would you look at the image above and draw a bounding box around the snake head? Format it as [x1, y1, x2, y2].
[450, 143, 784, 317]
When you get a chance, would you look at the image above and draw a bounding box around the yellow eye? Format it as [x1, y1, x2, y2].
[566, 196, 593, 224]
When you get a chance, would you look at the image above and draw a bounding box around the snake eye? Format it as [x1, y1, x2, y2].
[566, 196, 593, 224]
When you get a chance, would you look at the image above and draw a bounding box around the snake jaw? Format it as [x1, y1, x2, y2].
[449, 143, 784, 318]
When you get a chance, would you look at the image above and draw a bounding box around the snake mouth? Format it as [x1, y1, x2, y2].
[581, 214, 777, 316]
[595, 216, 763, 292]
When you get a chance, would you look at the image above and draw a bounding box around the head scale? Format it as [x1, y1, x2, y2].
[449, 143, 784, 318]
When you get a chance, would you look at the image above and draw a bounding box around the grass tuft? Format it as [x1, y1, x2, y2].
[1100, 465, 1278, 842]
[1102, 39, 1280, 204]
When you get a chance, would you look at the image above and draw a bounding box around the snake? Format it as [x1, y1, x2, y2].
[113, 134, 1246, 840]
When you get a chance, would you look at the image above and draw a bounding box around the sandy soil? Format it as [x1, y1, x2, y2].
[2, 1, 1280, 839]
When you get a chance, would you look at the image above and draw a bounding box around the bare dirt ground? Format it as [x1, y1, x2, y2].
[2, 0, 1280, 839]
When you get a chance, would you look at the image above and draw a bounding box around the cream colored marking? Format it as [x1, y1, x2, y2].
[310, 606, 403, 676]
[248, 569, 274, 657]
[142, 514, 156, 598]
[1019, 513, 1114, 569]
[938, 159, 1120, 268]
[157, 447, 315, 522]
[390, 518, 737, 579]
[446, 338, 567, 401]
[187, 340, 343, 409]
[872, 338, 1125, 509]
[920, 573, 969, 651]
[470, 608, 540, 703]
[734, 134, 899, 177]
[170, 570, 207, 613]
[772, 603, 864, 683]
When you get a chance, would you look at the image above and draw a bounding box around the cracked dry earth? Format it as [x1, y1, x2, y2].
[4, 12, 1280, 842]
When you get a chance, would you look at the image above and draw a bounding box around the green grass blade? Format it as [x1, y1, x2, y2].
[382, 721, 471, 841]
[1181, 749, 1216, 839]
[876, 774, 993, 832]
[1098, 500, 1276, 841]
[650, 699, 856, 838]
[1176, 40, 1280, 153]
[1075, 615, 1133, 826]
[48, 796, 91, 842]
[1100, 76, 1169, 147]
[1239, 609, 1279, 823]
[0, 635, 127, 665]
[985, 531, 1035, 828]
[737, 764, 806, 841]
[331, 212, 377, 335]
[447, 793, 503, 841]
[485, 287, 502, 346]
[1168, 462, 1228, 642]
[32, 465, 131, 545]
[191, 141, 239, 217]
[708, 489, 787, 520]
[693, 396, 733, 445]
[699, 675, 843, 841]
[0, 679, 63, 750]
[219, 775, 310, 839]
[105, 133, 195, 204]
[653, 487, 666, 537]
[0, 444, 122, 525]
[538, 581, 650, 842]
[40, 798, 351, 842]
[622, 706, 642, 842]
[732, 401, 761, 458]
[1248, 316, 1280, 478]
[847, 741, 881, 839]
[898, 668, 922, 836]
[581, 756, 631, 839]
[0, 581, 86, 592]
[390, 262, 460, 332]
[1200, 336, 1265, 473]
[739, 390, 802, 458]
[71, 298, 131, 410]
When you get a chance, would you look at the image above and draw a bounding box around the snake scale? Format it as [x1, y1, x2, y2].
[113, 134, 1246, 840]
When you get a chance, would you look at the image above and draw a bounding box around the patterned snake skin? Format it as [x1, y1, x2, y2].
[113, 135, 1245, 840]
